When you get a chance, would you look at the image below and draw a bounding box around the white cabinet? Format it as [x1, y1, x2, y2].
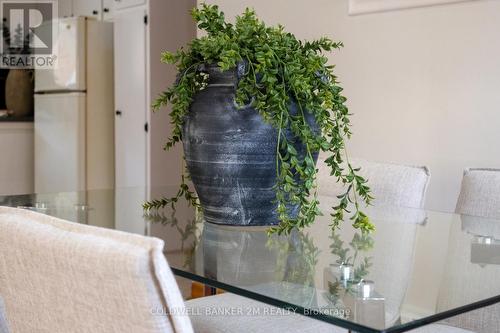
[73, 0, 101, 19]
[114, 6, 147, 188]
[102, 0, 115, 21]
[113, 6, 147, 234]
[58, 0, 73, 18]
[0, 122, 34, 195]
[113, 0, 195, 230]
[58, 0, 115, 21]
[34, 93, 86, 193]
[114, 0, 145, 10]
[114, 0, 196, 191]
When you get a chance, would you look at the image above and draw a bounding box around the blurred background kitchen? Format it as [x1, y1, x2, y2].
[0, 0, 195, 228]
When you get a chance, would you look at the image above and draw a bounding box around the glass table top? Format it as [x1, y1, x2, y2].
[1, 187, 500, 333]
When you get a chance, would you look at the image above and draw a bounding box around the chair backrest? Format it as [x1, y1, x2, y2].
[0, 206, 193, 333]
[455, 168, 500, 218]
[317, 155, 430, 325]
[439, 168, 500, 333]
[317, 154, 431, 208]
[437, 216, 500, 333]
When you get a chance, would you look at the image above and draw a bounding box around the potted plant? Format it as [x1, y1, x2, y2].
[144, 4, 373, 235]
[2, 19, 35, 118]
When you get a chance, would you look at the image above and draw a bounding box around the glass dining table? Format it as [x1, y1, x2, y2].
[1, 187, 499, 333]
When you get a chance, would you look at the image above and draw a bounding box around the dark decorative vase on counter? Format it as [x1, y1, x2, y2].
[182, 64, 319, 226]
[5, 69, 34, 117]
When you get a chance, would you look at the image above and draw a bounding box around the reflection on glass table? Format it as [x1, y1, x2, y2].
[1, 187, 499, 333]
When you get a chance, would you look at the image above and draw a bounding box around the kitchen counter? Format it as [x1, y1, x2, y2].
[0, 116, 34, 122]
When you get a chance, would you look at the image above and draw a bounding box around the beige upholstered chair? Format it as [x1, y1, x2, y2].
[317, 155, 431, 326]
[187, 294, 473, 333]
[436, 220, 500, 333]
[187, 293, 348, 333]
[0, 206, 193, 333]
[316, 154, 431, 208]
[408, 326, 477, 333]
[435, 168, 500, 333]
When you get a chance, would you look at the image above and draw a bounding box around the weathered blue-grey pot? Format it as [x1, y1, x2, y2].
[182, 63, 319, 226]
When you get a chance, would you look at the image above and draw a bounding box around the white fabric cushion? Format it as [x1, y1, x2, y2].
[187, 293, 474, 333]
[317, 155, 430, 208]
[442, 306, 500, 333]
[317, 156, 430, 327]
[409, 324, 475, 332]
[461, 215, 500, 239]
[368, 222, 419, 326]
[186, 293, 347, 333]
[436, 216, 500, 333]
[456, 168, 500, 219]
[448, 168, 500, 332]
[0, 206, 193, 333]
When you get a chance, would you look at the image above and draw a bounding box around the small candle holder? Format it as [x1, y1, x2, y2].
[343, 279, 386, 329]
[339, 263, 354, 283]
[17, 202, 48, 214]
[74, 204, 91, 224]
[357, 279, 375, 299]
[471, 235, 500, 265]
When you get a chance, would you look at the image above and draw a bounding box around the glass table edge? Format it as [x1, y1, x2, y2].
[5, 188, 498, 220]
[173, 267, 383, 333]
[172, 267, 500, 333]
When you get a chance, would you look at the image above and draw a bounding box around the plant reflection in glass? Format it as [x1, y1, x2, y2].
[145, 209, 375, 314]
[264, 230, 320, 307]
[143, 210, 202, 269]
[267, 230, 320, 287]
[327, 230, 374, 300]
[145, 209, 321, 307]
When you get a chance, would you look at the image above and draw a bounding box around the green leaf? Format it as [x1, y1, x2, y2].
[287, 145, 298, 156]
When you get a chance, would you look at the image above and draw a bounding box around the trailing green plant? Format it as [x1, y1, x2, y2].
[327, 230, 374, 298]
[143, 4, 374, 234]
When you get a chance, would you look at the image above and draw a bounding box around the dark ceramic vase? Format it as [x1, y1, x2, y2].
[5, 69, 34, 117]
[183, 63, 318, 226]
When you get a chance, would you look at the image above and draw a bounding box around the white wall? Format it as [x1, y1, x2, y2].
[148, 0, 197, 190]
[201, 0, 500, 212]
